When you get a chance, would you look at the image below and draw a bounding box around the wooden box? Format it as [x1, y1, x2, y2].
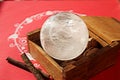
[27, 16, 120, 80]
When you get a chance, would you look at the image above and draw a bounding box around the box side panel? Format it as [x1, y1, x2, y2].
[64, 56, 89, 80]
[64, 42, 120, 80]
[87, 42, 120, 78]
[28, 40, 63, 80]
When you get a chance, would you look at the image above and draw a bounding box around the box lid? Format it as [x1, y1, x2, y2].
[80, 16, 120, 46]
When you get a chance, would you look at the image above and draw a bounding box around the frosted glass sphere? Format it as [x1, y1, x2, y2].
[40, 12, 89, 60]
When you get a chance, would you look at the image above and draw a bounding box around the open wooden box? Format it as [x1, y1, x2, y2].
[27, 16, 120, 80]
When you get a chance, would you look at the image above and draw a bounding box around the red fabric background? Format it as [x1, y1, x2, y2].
[0, 1, 120, 80]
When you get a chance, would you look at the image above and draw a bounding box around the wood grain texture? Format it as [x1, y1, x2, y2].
[80, 16, 120, 44]
[87, 42, 120, 78]
[28, 40, 63, 80]
[89, 30, 108, 47]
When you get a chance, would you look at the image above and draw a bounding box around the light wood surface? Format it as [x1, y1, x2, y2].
[80, 16, 120, 44]
[28, 40, 63, 80]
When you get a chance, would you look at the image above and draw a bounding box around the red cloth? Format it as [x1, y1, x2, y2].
[0, 1, 120, 80]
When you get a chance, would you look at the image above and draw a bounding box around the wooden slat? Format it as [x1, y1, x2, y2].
[89, 30, 108, 47]
[80, 16, 120, 45]
[28, 40, 63, 80]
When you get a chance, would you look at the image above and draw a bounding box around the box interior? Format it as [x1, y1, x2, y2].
[28, 29, 103, 68]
